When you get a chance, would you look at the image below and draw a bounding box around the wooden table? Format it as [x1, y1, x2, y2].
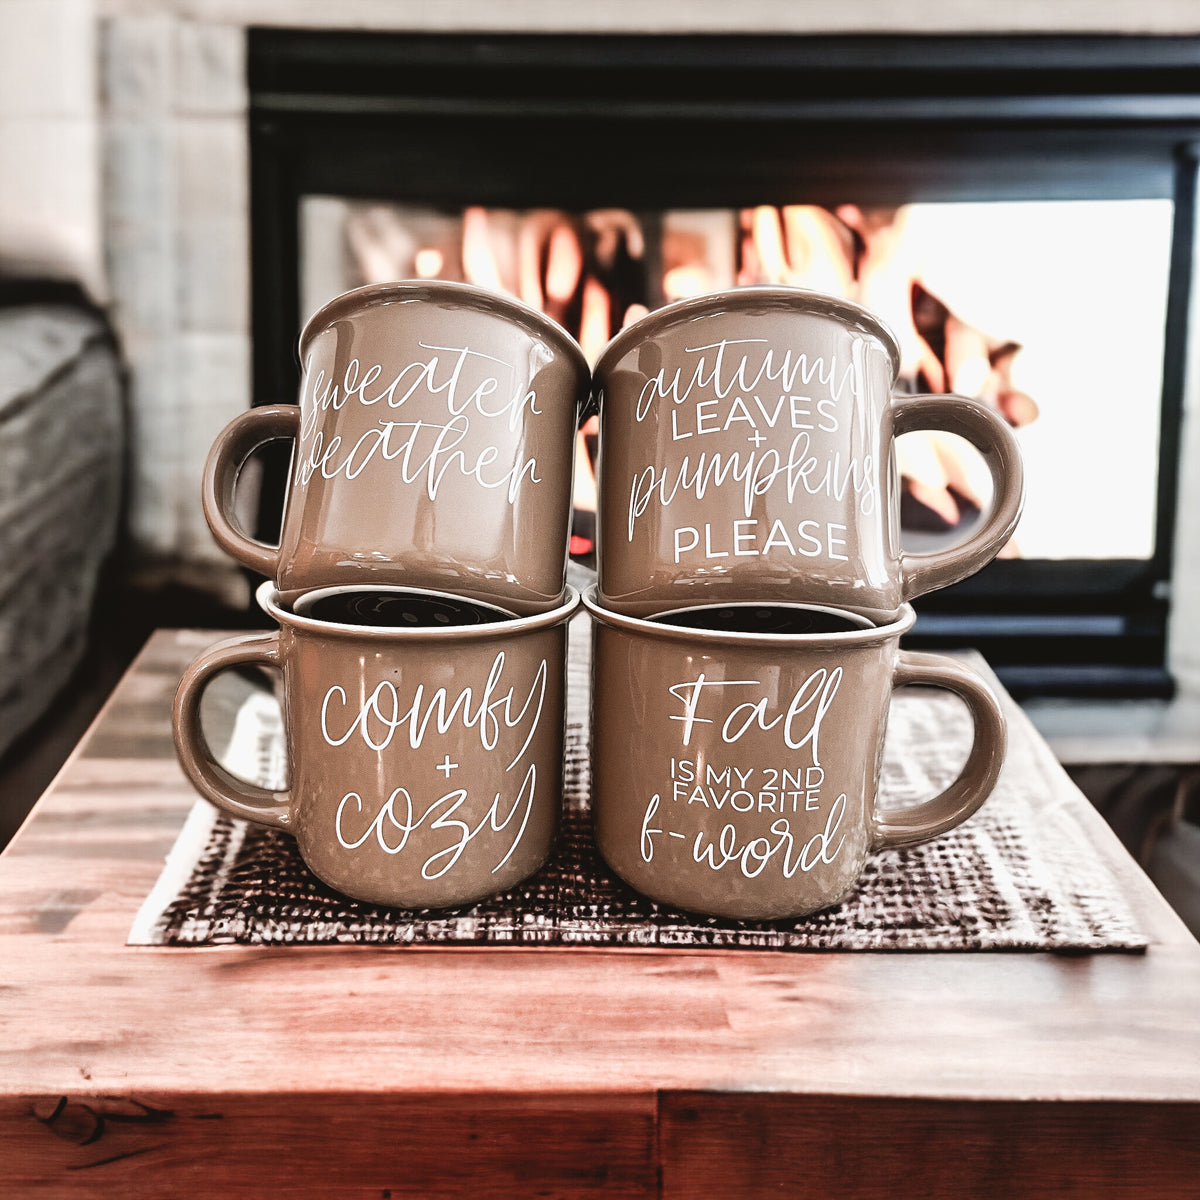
[2, 630, 1199, 1199]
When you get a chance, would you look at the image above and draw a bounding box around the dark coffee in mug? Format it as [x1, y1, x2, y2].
[653, 603, 872, 637]
[294, 588, 515, 629]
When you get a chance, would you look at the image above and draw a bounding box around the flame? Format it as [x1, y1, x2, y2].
[413, 247, 444, 278]
[740, 205, 855, 295]
[838, 204, 927, 377]
[587, 209, 646, 265]
[338, 198, 1030, 543]
[517, 219, 545, 311]
[943, 315, 993, 397]
[545, 224, 583, 303]
[622, 303, 649, 330]
[461, 206, 504, 292]
[579, 276, 611, 365]
[573, 422, 598, 513]
[781, 206, 855, 296]
[663, 264, 714, 301]
[750, 206, 789, 283]
[896, 432, 962, 527]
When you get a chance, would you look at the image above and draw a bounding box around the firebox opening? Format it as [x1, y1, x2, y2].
[300, 196, 1172, 571]
[250, 31, 1200, 696]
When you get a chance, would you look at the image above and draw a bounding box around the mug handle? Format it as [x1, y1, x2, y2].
[172, 632, 292, 830]
[201, 404, 300, 578]
[891, 393, 1025, 602]
[871, 650, 1006, 850]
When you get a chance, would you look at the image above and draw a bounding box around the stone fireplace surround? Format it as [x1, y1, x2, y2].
[85, 0, 1200, 693]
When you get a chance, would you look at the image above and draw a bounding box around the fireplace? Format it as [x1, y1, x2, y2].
[246, 30, 1200, 698]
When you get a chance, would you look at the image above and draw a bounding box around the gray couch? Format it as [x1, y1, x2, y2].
[0, 292, 125, 759]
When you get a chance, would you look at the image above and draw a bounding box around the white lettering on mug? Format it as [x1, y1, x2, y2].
[672, 519, 849, 563]
[668, 393, 839, 441]
[668, 762, 824, 814]
[638, 791, 848, 877]
[627, 432, 877, 543]
[296, 417, 540, 503]
[621, 335, 884, 564]
[300, 344, 540, 439]
[320, 653, 547, 772]
[666, 668, 841, 763]
[641, 792, 664, 862]
[634, 338, 860, 422]
[296, 342, 547, 499]
[334, 761, 537, 879]
[691, 796, 848, 878]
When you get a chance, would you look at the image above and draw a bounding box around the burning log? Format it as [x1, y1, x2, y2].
[337, 198, 1038, 560]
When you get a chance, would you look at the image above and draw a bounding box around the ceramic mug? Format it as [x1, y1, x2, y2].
[173, 583, 579, 909]
[583, 586, 1006, 920]
[204, 280, 591, 615]
[592, 286, 1024, 620]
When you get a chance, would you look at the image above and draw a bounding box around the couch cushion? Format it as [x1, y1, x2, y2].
[0, 304, 124, 758]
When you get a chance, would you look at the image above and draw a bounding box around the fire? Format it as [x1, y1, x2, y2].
[517, 217, 545, 311]
[622, 303, 650, 329]
[461, 206, 503, 292]
[578, 277, 611, 366]
[545, 224, 584, 303]
[413, 247, 444, 278]
[572, 415, 599, 514]
[663, 265, 713, 301]
[339, 199, 1037, 553]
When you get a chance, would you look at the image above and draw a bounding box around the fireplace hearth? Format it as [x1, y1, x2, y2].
[246, 30, 1200, 698]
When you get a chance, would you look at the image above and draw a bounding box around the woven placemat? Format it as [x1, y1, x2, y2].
[131, 619, 1149, 952]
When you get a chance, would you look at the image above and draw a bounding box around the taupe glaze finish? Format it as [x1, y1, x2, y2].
[173, 584, 579, 909]
[593, 286, 1025, 620]
[204, 280, 591, 615]
[584, 587, 1006, 920]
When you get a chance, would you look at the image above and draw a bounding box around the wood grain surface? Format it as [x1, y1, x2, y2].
[2, 629, 1199, 1198]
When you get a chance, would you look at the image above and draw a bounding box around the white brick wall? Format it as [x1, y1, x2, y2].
[0, 0, 103, 296]
[95, 13, 249, 585]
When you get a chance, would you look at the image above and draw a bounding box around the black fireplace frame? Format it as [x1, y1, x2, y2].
[247, 30, 1200, 698]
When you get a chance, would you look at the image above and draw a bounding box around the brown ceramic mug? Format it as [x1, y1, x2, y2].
[583, 586, 1006, 920]
[592, 286, 1024, 620]
[173, 583, 579, 909]
[204, 281, 591, 615]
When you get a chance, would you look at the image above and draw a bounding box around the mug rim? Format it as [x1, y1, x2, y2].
[292, 583, 520, 623]
[258, 581, 580, 639]
[592, 284, 902, 385]
[298, 279, 590, 381]
[582, 585, 915, 646]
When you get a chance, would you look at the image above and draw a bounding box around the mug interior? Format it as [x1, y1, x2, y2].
[582, 585, 914, 644]
[652, 601, 874, 637]
[259, 581, 579, 638]
[292, 585, 516, 628]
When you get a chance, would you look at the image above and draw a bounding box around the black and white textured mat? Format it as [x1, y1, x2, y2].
[131, 620, 1148, 952]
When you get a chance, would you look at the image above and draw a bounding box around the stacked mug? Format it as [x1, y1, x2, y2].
[584, 288, 1025, 919]
[172, 280, 1025, 922]
[172, 281, 590, 909]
